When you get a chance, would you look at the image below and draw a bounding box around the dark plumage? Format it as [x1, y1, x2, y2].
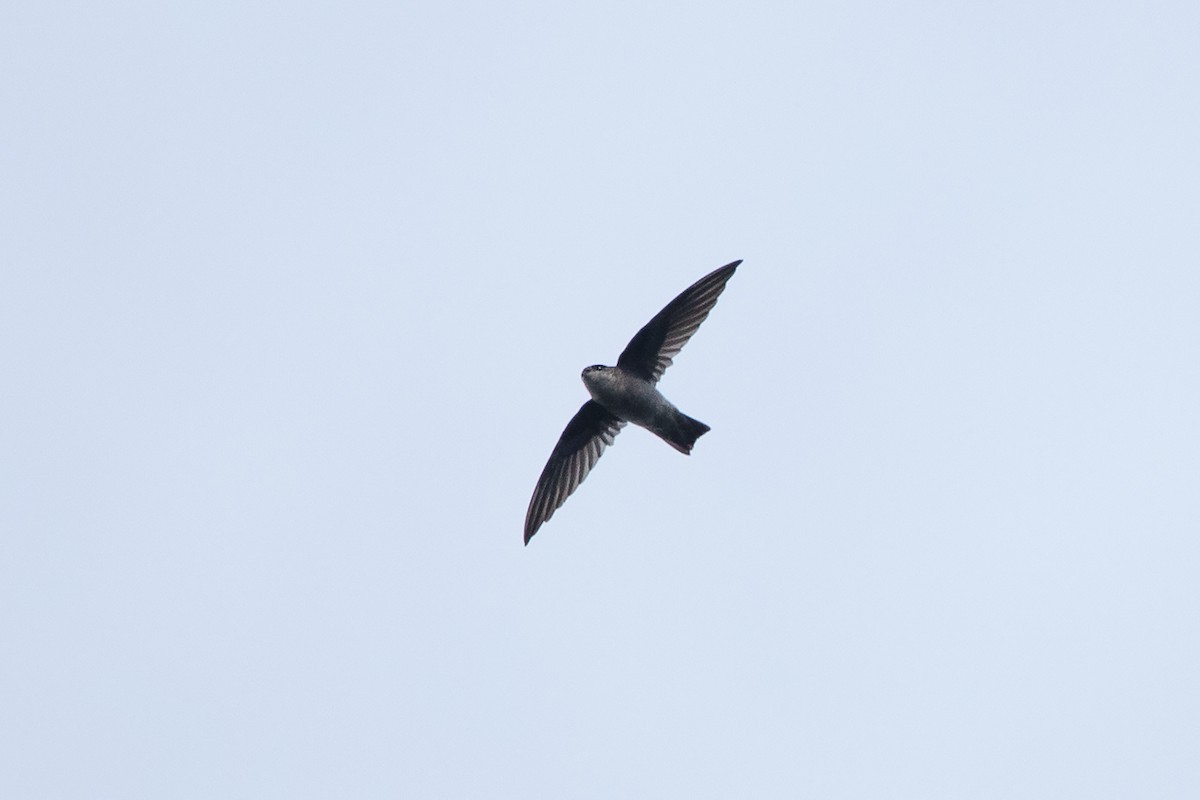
[524, 260, 740, 544]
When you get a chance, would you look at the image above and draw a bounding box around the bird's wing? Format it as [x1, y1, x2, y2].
[616, 260, 740, 384]
[524, 401, 626, 544]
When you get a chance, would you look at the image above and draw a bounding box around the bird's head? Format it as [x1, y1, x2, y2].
[580, 364, 612, 393]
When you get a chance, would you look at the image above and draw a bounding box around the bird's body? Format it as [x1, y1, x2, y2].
[524, 260, 740, 544]
[581, 365, 709, 455]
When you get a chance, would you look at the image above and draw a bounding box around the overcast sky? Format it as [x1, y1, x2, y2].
[3, 1, 1198, 798]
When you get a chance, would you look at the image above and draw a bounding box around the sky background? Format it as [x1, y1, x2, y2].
[3, 1, 1199, 797]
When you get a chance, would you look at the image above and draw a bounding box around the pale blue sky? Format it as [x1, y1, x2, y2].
[3, 2, 1198, 797]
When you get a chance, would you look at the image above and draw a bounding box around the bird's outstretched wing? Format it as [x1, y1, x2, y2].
[524, 401, 626, 544]
[616, 260, 741, 384]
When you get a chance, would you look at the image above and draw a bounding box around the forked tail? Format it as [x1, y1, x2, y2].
[661, 411, 710, 455]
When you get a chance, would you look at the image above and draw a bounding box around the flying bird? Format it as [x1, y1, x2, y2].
[524, 260, 741, 544]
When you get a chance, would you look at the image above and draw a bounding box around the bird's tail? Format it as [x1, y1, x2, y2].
[661, 411, 711, 455]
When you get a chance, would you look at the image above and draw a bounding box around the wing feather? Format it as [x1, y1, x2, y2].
[616, 260, 740, 383]
[524, 401, 625, 544]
